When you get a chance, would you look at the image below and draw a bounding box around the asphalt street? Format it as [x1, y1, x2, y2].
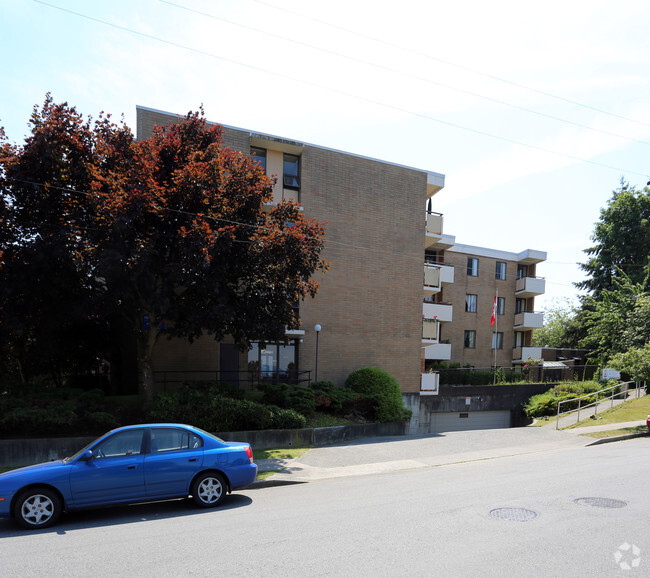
[1, 425, 648, 577]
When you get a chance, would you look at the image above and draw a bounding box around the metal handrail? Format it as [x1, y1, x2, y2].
[555, 380, 645, 429]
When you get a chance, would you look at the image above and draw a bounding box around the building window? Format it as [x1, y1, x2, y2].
[467, 257, 478, 277]
[492, 332, 504, 350]
[515, 298, 526, 314]
[248, 342, 297, 381]
[464, 330, 476, 349]
[496, 261, 506, 280]
[251, 147, 266, 171]
[514, 331, 524, 348]
[465, 294, 477, 313]
[517, 264, 528, 279]
[283, 154, 300, 190]
[497, 297, 505, 316]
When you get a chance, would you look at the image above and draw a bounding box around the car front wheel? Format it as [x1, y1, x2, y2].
[14, 487, 62, 529]
[191, 472, 227, 508]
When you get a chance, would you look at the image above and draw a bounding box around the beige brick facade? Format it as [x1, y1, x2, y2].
[136, 106, 433, 393]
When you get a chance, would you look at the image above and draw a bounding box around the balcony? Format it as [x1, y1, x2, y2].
[512, 346, 542, 362]
[422, 319, 440, 344]
[422, 302, 453, 323]
[514, 311, 544, 330]
[420, 372, 439, 395]
[423, 263, 454, 298]
[515, 276, 545, 297]
[423, 342, 452, 360]
[425, 211, 443, 248]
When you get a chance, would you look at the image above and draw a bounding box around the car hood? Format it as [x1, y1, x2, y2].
[0, 460, 66, 479]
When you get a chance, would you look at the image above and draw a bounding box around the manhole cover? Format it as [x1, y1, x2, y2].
[574, 497, 627, 509]
[488, 507, 540, 522]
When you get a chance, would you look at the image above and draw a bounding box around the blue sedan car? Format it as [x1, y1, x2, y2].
[0, 424, 258, 530]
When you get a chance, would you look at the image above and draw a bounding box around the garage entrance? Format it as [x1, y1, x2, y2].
[428, 410, 510, 433]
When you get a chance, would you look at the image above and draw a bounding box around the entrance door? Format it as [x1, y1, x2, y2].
[220, 343, 240, 386]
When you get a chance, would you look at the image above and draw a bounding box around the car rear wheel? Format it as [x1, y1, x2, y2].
[191, 472, 226, 508]
[14, 487, 62, 529]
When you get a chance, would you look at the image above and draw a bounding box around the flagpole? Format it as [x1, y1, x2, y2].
[493, 289, 498, 385]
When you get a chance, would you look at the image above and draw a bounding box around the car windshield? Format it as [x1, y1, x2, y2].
[62, 437, 101, 462]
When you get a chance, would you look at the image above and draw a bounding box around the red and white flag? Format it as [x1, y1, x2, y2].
[490, 293, 498, 325]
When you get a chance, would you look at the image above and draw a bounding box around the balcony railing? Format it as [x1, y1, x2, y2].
[422, 318, 440, 341]
[425, 211, 443, 248]
[512, 346, 542, 362]
[421, 372, 439, 395]
[423, 302, 453, 322]
[515, 276, 546, 297]
[423, 342, 452, 360]
[513, 311, 544, 330]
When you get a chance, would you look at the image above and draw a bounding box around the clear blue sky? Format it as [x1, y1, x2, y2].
[2, 0, 650, 310]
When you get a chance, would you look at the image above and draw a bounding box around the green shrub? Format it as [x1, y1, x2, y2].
[148, 384, 307, 431]
[0, 387, 118, 437]
[345, 367, 411, 422]
[271, 408, 307, 429]
[523, 380, 604, 417]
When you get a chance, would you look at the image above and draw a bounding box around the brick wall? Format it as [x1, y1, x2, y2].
[442, 250, 520, 368]
[136, 107, 428, 392]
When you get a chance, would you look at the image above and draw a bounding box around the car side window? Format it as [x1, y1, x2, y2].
[150, 428, 203, 453]
[94, 430, 144, 459]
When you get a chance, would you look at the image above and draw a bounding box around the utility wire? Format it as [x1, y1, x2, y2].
[250, 0, 650, 131]
[161, 0, 650, 148]
[33, 0, 650, 180]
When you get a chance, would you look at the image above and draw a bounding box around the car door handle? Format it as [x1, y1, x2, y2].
[127, 465, 138, 470]
[188, 458, 197, 462]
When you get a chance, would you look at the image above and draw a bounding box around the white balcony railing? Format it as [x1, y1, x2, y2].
[512, 346, 542, 362]
[514, 311, 544, 330]
[423, 302, 453, 323]
[515, 276, 545, 297]
[421, 372, 439, 395]
[423, 342, 452, 360]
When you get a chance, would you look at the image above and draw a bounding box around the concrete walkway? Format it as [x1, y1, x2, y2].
[251, 421, 648, 487]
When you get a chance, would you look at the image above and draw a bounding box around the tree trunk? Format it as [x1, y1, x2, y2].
[136, 327, 158, 401]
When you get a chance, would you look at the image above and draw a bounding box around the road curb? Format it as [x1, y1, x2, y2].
[585, 432, 649, 446]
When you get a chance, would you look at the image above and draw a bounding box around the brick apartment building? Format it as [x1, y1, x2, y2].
[136, 106, 546, 405]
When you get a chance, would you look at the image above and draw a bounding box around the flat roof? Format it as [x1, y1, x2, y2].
[447, 243, 546, 264]
[136, 105, 446, 187]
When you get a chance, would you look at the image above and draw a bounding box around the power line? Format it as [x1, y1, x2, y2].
[250, 0, 650, 131]
[33, 0, 650, 181]
[161, 0, 650, 149]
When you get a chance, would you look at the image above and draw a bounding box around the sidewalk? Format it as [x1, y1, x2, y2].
[251, 422, 648, 487]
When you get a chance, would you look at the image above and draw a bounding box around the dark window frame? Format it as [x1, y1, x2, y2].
[467, 257, 479, 277]
[251, 146, 267, 172]
[283, 153, 300, 190]
[464, 330, 476, 349]
[496, 261, 506, 280]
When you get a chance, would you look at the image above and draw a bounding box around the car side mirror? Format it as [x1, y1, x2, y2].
[80, 449, 93, 461]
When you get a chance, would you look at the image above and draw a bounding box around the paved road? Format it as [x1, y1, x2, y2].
[1, 433, 648, 576]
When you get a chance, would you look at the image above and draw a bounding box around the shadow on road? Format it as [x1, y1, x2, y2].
[0, 493, 253, 537]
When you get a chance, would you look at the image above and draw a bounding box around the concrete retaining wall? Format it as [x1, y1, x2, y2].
[1, 422, 409, 468]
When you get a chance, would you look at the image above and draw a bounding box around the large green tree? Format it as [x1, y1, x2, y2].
[577, 180, 650, 297]
[1, 96, 328, 397]
[531, 298, 580, 348]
